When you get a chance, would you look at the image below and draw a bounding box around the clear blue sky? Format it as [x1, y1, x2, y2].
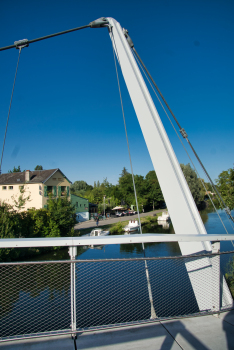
[0, 0, 233, 186]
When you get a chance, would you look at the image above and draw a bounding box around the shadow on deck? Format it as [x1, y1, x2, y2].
[1, 311, 234, 350]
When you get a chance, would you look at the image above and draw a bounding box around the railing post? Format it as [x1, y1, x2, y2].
[69, 246, 77, 337]
[211, 241, 220, 315]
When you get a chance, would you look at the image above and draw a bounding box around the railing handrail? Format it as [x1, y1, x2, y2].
[0, 233, 234, 248]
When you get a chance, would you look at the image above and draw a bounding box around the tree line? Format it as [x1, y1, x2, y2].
[71, 164, 234, 212]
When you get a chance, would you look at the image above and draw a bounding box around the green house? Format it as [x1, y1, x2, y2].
[71, 194, 89, 221]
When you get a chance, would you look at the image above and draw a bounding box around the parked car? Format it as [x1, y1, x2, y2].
[128, 210, 137, 215]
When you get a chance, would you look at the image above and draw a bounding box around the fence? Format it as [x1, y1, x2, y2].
[0, 234, 234, 342]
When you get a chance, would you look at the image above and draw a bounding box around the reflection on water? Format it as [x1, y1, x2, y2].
[0, 208, 233, 337]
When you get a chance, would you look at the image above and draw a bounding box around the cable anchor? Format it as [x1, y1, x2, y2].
[89, 17, 109, 28]
[14, 39, 29, 49]
[123, 28, 134, 48]
[180, 128, 188, 139]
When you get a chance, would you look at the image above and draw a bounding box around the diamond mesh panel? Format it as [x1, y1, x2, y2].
[0, 251, 233, 341]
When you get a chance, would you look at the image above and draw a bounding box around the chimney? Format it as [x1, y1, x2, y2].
[25, 170, 30, 182]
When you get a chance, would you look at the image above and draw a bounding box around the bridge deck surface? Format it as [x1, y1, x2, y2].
[1, 311, 234, 350]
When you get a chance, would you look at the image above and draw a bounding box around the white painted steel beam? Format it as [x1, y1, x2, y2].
[0, 234, 234, 248]
[107, 18, 233, 310]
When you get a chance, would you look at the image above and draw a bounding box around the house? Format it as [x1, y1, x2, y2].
[71, 194, 89, 222]
[0, 168, 71, 210]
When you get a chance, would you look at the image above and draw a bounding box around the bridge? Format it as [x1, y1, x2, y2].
[0, 234, 233, 349]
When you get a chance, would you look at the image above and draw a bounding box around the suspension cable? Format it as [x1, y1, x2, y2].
[0, 48, 22, 175]
[110, 31, 142, 235]
[0, 24, 90, 52]
[131, 46, 234, 223]
[110, 28, 157, 319]
[133, 50, 234, 240]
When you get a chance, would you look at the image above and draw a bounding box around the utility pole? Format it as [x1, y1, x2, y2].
[104, 195, 106, 218]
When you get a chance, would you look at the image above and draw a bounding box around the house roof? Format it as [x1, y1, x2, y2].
[71, 194, 88, 201]
[0, 169, 71, 185]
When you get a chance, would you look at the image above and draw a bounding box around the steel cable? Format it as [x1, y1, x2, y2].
[0, 48, 22, 174]
[132, 50, 234, 243]
[0, 24, 90, 51]
[132, 47, 234, 223]
[110, 29, 157, 319]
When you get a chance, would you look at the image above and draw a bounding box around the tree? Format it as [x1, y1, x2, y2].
[145, 170, 164, 209]
[180, 164, 201, 205]
[216, 168, 234, 210]
[34, 165, 43, 170]
[45, 197, 77, 237]
[118, 173, 134, 206]
[11, 186, 31, 210]
[8, 166, 21, 173]
[70, 180, 88, 193]
[119, 167, 129, 178]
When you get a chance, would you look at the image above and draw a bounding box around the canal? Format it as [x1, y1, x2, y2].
[0, 208, 233, 338]
[28, 207, 234, 261]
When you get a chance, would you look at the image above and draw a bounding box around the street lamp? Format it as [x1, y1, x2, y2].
[103, 195, 106, 218]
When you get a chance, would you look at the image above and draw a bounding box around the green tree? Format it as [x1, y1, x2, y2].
[181, 163, 201, 205]
[71, 180, 89, 193]
[216, 168, 234, 210]
[8, 165, 21, 173]
[118, 173, 134, 206]
[11, 186, 31, 210]
[45, 197, 77, 237]
[120, 167, 129, 177]
[145, 170, 164, 209]
[34, 165, 43, 170]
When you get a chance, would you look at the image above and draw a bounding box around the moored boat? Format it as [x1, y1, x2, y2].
[157, 211, 170, 221]
[123, 220, 140, 232]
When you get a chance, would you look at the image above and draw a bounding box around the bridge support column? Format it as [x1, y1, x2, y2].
[69, 246, 77, 338]
[211, 241, 220, 315]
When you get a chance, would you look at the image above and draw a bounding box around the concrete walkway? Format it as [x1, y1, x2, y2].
[1, 311, 234, 349]
[74, 210, 163, 231]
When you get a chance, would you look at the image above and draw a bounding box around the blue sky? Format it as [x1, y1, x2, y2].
[0, 0, 233, 186]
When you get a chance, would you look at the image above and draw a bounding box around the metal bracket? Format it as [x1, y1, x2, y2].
[69, 246, 77, 260]
[123, 28, 134, 48]
[89, 17, 109, 28]
[14, 39, 29, 50]
[179, 128, 188, 139]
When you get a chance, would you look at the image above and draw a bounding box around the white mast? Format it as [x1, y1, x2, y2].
[107, 17, 233, 310]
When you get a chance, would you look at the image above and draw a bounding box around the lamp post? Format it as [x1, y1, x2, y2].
[103, 195, 106, 218]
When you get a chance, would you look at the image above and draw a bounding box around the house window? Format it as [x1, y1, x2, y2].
[76, 202, 78, 208]
[9, 186, 13, 190]
[61, 186, 66, 195]
[47, 186, 53, 195]
[80, 204, 82, 207]
[2, 186, 7, 190]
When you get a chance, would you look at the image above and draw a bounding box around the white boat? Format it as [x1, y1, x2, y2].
[157, 211, 170, 221]
[89, 228, 110, 236]
[157, 221, 170, 229]
[123, 220, 140, 232]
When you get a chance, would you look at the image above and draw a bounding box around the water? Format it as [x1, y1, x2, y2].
[0, 208, 234, 338]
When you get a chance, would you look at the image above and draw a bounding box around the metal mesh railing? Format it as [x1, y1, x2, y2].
[0, 251, 234, 341]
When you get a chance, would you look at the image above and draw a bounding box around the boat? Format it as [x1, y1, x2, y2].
[157, 211, 170, 221]
[123, 220, 140, 232]
[89, 228, 110, 236]
[157, 221, 170, 229]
